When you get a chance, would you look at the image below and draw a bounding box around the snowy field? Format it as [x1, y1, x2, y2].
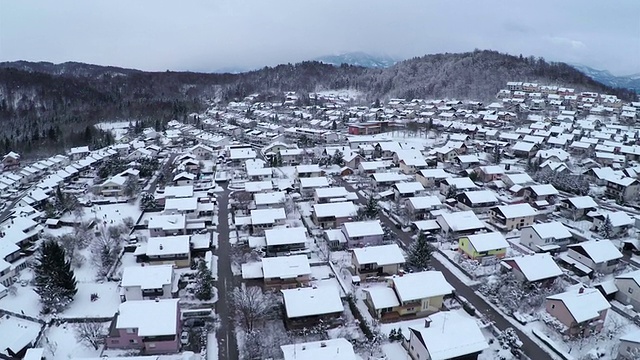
[96, 121, 131, 141]
[39, 322, 109, 360]
[60, 202, 142, 225]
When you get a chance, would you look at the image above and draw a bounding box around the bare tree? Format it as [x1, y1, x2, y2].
[91, 225, 123, 277]
[74, 322, 107, 350]
[230, 284, 277, 332]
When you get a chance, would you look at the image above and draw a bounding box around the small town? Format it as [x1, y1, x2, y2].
[0, 82, 640, 360]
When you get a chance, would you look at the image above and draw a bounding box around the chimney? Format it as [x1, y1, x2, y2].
[579, 287, 585, 294]
[155, 298, 159, 302]
[320, 342, 327, 348]
[425, 318, 432, 328]
[159, 244, 163, 250]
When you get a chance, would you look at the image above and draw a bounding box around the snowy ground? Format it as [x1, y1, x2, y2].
[39, 322, 109, 360]
[96, 121, 131, 142]
[61, 202, 142, 226]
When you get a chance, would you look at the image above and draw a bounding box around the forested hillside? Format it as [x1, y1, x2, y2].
[0, 50, 636, 156]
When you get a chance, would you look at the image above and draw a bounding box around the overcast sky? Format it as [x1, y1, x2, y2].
[1, 0, 639, 75]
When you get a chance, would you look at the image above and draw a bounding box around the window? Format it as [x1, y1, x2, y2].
[410, 346, 414, 351]
[551, 304, 555, 309]
[629, 287, 634, 294]
[129, 339, 137, 344]
[126, 328, 135, 334]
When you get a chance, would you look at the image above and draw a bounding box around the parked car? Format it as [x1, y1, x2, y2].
[180, 331, 190, 345]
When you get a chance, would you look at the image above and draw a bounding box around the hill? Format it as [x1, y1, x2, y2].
[0, 50, 637, 155]
[570, 64, 640, 94]
[314, 52, 398, 68]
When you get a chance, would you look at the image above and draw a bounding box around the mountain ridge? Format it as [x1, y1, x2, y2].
[570, 63, 640, 93]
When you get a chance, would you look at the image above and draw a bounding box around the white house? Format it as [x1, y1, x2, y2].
[520, 222, 573, 253]
[560, 240, 623, 275]
[120, 264, 176, 301]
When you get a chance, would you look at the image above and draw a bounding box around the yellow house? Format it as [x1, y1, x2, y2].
[458, 232, 509, 261]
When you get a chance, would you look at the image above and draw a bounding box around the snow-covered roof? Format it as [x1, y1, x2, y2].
[146, 235, 190, 256]
[442, 177, 477, 190]
[464, 232, 509, 252]
[313, 201, 358, 218]
[250, 208, 286, 225]
[528, 184, 559, 196]
[164, 197, 198, 211]
[245, 180, 274, 192]
[147, 214, 186, 230]
[359, 161, 387, 171]
[116, 299, 180, 336]
[492, 203, 537, 219]
[409, 311, 488, 360]
[413, 220, 441, 231]
[390, 271, 453, 302]
[352, 244, 405, 266]
[315, 186, 349, 199]
[461, 190, 498, 204]
[281, 338, 357, 360]
[418, 168, 449, 178]
[0, 315, 41, 355]
[254, 191, 286, 206]
[164, 185, 194, 198]
[262, 255, 311, 279]
[121, 264, 173, 289]
[456, 154, 479, 164]
[281, 286, 344, 318]
[394, 181, 425, 194]
[364, 286, 400, 310]
[502, 173, 533, 185]
[407, 196, 442, 210]
[615, 269, 640, 286]
[512, 141, 537, 152]
[342, 220, 384, 238]
[299, 177, 330, 189]
[503, 254, 563, 282]
[478, 165, 504, 175]
[529, 222, 572, 240]
[264, 227, 307, 246]
[568, 240, 623, 263]
[370, 172, 410, 183]
[437, 211, 485, 232]
[547, 288, 610, 323]
[563, 196, 598, 210]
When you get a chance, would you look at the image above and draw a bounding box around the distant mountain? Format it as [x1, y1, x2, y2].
[314, 52, 398, 68]
[571, 64, 640, 93]
[1, 50, 638, 156]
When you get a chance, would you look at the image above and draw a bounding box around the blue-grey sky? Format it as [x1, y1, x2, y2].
[1, 0, 639, 75]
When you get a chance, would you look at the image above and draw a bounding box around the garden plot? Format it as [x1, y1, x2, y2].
[39, 322, 110, 360]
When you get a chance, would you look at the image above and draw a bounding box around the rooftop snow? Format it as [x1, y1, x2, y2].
[121, 264, 173, 289]
[342, 220, 384, 238]
[437, 211, 485, 232]
[262, 255, 311, 279]
[264, 227, 308, 246]
[569, 240, 623, 263]
[146, 235, 190, 256]
[281, 338, 357, 360]
[147, 214, 186, 230]
[564, 196, 598, 209]
[530, 222, 572, 240]
[394, 181, 425, 194]
[299, 177, 330, 189]
[504, 254, 563, 282]
[313, 201, 358, 218]
[352, 244, 405, 266]
[390, 271, 453, 302]
[164, 185, 194, 198]
[281, 286, 344, 318]
[547, 288, 610, 323]
[407, 196, 442, 210]
[116, 299, 180, 336]
[364, 286, 401, 310]
[493, 203, 537, 219]
[462, 190, 498, 204]
[464, 232, 509, 252]
[254, 191, 286, 205]
[250, 208, 286, 225]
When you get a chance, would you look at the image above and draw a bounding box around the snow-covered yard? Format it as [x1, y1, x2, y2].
[39, 322, 109, 360]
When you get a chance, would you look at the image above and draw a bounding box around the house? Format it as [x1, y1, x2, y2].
[358, 161, 387, 174]
[254, 191, 286, 209]
[523, 184, 559, 207]
[488, 203, 537, 231]
[436, 211, 485, 237]
[164, 185, 194, 199]
[172, 171, 196, 186]
[605, 177, 640, 202]
[341, 220, 385, 248]
[164, 197, 198, 219]
[407, 312, 488, 360]
[439, 177, 478, 196]
[295, 164, 322, 178]
[560, 196, 598, 220]
[545, 287, 610, 337]
[456, 190, 499, 213]
[100, 175, 130, 197]
[501, 254, 563, 285]
[261, 255, 311, 289]
[393, 181, 425, 200]
[281, 285, 344, 329]
[501, 173, 535, 188]
[69, 146, 90, 160]
[591, 211, 634, 237]
[0, 315, 41, 358]
[618, 330, 640, 360]
[377, 271, 454, 320]
[190, 143, 215, 160]
[614, 270, 640, 311]
[264, 227, 308, 256]
[250, 208, 287, 233]
[314, 187, 353, 204]
[312, 201, 358, 229]
[370, 172, 410, 190]
[458, 232, 509, 262]
[244, 180, 274, 193]
[147, 214, 186, 237]
[352, 244, 405, 280]
[475, 165, 504, 182]
[561, 240, 623, 275]
[416, 168, 449, 188]
[246, 166, 273, 181]
[511, 141, 539, 158]
[106, 299, 181, 354]
[281, 338, 356, 360]
[120, 264, 176, 301]
[405, 196, 443, 220]
[455, 154, 480, 169]
[520, 222, 573, 253]
[399, 156, 429, 175]
[299, 177, 330, 196]
[143, 235, 191, 268]
[1, 152, 20, 171]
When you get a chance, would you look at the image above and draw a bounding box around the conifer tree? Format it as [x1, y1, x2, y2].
[407, 233, 434, 270]
[34, 240, 77, 313]
[194, 259, 214, 301]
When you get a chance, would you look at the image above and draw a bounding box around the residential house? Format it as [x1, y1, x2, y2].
[261, 255, 311, 289]
[416, 168, 449, 188]
[591, 211, 634, 237]
[521, 222, 573, 253]
[439, 177, 478, 197]
[545, 287, 610, 337]
[106, 299, 181, 354]
[475, 165, 504, 183]
[501, 173, 535, 189]
[523, 184, 559, 207]
[164, 197, 198, 219]
[358, 161, 387, 174]
[254, 191, 286, 209]
[281, 285, 344, 329]
[69, 146, 90, 160]
[488, 203, 537, 231]
[456, 190, 499, 213]
[281, 338, 356, 360]
[120, 264, 176, 302]
[100, 175, 130, 197]
[511, 141, 539, 158]
[352, 244, 405, 280]
[436, 211, 486, 237]
[312, 201, 358, 230]
[407, 312, 488, 360]
[458, 232, 509, 262]
[561, 240, 623, 275]
[0, 315, 41, 358]
[605, 177, 640, 202]
[614, 270, 640, 312]
[405, 196, 443, 220]
[341, 220, 385, 248]
[560, 196, 599, 221]
[314, 187, 353, 204]
[143, 235, 191, 268]
[250, 208, 287, 234]
[172, 172, 196, 186]
[393, 181, 425, 201]
[455, 155, 480, 169]
[147, 214, 186, 237]
[264, 227, 308, 257]
[1, 152, 20, 171]
[190, 144, 214, 160]
[246, 166, 273, 182]
[501, 254, 563, 286]
[295, 164, 322, 178]
[299, 177, 330, 197]
[370, 172, 410, 190]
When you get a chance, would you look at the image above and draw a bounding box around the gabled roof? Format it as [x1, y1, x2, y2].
[568, 240, 623, 263]
[281, 286, 344, 318]
[503, 254, 563, 282]
[529, 222, 572, 240]
[342, 221, 384, 238]
[352, 244, 405, 266]
[464, 232, 509, 252]
[547, 288, 610, 323]
[390, 271, 453, 302]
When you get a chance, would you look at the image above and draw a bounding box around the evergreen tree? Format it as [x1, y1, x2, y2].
[599, 215, 613, 239]
[332, 150, 344, 166]
[194, 259, 214, 300]
[445, 184, 457, 199]
[34, 240, 77, 314]
[364, 195, 379, 219]
[492, 146, 502, 165]
[407, 233, 434, 270]
[331, 120, 337, 131]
